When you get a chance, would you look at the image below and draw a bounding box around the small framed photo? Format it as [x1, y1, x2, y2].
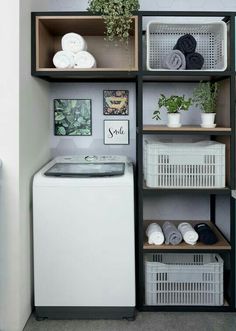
[103, 90, 129, 115]
[104, 120, 129, 145]
[54, 99, 92, 136]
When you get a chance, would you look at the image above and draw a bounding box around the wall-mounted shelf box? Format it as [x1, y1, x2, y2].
[32, 14, 138, 75]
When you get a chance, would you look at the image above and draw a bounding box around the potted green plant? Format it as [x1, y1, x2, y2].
[193, 82, 219, 128]
[87, 0, 140, 44]
[152, 94, 192, 128]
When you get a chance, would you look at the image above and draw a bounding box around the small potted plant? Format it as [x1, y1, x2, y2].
[87, 0, 140, 44]
[152, 94, 192, 128]
[193, 82, 218, 128]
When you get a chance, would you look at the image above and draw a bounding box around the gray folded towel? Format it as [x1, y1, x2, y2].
[162, 50, 186, 70]
[162, 221, 183, 245]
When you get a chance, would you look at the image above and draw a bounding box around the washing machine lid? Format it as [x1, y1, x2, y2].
[44, 162, 125, 177]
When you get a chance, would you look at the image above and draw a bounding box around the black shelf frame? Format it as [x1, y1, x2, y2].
[31, 10, 236, 313]
[136, 11, 236, 313]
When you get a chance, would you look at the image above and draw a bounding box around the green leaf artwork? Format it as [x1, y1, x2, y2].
[54, 99, 92, 136]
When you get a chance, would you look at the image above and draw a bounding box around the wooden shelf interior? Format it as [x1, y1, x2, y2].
[143, 220, 231, 250]
[36, 16, 138, 71]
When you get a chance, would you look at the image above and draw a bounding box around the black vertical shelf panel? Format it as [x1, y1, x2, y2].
[230, 14, 236, 310]
[136, 12, 144, 309]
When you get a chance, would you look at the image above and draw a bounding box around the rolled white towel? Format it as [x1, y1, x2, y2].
[178, 222, 199, 245]
[53, 51, 75, 69]
[53, 50, 75, 69]
[146, 223, 165, 245]
[74, 51, 97, 69]
[62, 32, 87, 54]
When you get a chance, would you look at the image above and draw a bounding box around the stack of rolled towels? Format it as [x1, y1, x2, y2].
[162, 34, 204, 70]
[146, 222, 218, 246]
[53, 32, 97, 69]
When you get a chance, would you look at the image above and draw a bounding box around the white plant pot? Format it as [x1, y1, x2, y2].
[201, 113, 216, 128]
[167, 113, 181, 128]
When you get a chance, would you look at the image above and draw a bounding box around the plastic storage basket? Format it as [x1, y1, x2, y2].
[146, 21, 227, 71]
[143, 138, 225, 188]
[145, 253, 224, 306]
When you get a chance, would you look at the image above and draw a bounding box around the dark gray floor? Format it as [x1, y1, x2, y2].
[24, 312, 236, 331]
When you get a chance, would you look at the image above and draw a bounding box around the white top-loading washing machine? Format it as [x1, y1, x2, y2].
[33, 155, 135, 320]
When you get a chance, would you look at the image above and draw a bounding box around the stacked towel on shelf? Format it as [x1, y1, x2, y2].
[174, 34, 197, 55]
[162, 221, 182, 245]
[74, 51, 97, 69]
[186, 52, 204, 70]
[163, 33, 204, 70]
[178, 222, 199, 245]
[162, 50, 186, 70]
[53, 32, 97, 69]
[146, 223, 165, 245]
[53, 50, 75, 69]
[194, 223, 218, 245]
[62, 32, 87, 54]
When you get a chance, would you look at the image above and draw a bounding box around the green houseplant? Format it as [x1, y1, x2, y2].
[193, 81, 219, 128]
[87, 0, 140, 43]
[152, 94, 192, 128]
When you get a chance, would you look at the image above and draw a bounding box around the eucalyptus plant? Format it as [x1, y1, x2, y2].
[193, 82, 219, 113]
[152, 94, 192, 120]
[87, 0, 140, 43]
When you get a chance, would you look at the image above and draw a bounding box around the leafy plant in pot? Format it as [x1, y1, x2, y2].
[87, 0, 140, 44]
[193, 81, 219, 128]
[152, 94, 192, 128]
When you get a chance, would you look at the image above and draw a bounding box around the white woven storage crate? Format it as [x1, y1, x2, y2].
[146, 21, 227, 71]
[144, 138, 225, 188]
[145, 253, 224, 306]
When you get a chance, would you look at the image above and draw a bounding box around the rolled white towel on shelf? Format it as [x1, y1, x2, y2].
[61, 32, 87, 54]
[53, 50, 75, 69]
[178, 222, 199, 245]
[74, 51, 97, 69]
[146, 223, 165, 245]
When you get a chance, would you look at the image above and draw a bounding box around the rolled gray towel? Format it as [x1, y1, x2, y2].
[162, 221, 183, 245]
[162, 50, 186, 70]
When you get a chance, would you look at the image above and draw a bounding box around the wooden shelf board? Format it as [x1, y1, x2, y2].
[143, 220, 231, 251]
[143, 125, 231, 133]
[142, 70, 231, 82]
[36, 68, 138, 72]
[143, 182, 231, 194]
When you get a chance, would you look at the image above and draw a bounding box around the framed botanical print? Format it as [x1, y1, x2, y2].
[54, 99, 92, 136]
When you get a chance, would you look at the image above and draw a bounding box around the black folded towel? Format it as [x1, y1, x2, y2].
[174, 34, 197, 54]
[186, 52, 204, 70]
[194, 223, 218, 245]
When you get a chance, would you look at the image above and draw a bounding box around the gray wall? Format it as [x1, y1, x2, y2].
[50, 83, 136, 161]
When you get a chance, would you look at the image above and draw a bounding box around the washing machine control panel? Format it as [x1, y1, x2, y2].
[56, 155, 128, 164]
[85, 155, 123, 162]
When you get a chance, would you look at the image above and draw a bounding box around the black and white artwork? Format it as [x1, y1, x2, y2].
[103, 120, 129, 145]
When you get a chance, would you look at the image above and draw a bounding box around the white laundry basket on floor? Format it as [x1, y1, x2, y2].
[145, 253, 224, 306]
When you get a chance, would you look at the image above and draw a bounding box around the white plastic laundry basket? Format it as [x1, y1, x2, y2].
[145, 253, 224, 306]
[146, 21, 227, 71]
[143, 138, 225, 188]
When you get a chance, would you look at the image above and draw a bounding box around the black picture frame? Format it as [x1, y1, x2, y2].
[103, 90, 129, 115]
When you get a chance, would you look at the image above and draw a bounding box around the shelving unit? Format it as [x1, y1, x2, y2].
[31, 11, 236, 312]
[137, 11, 235, 313]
